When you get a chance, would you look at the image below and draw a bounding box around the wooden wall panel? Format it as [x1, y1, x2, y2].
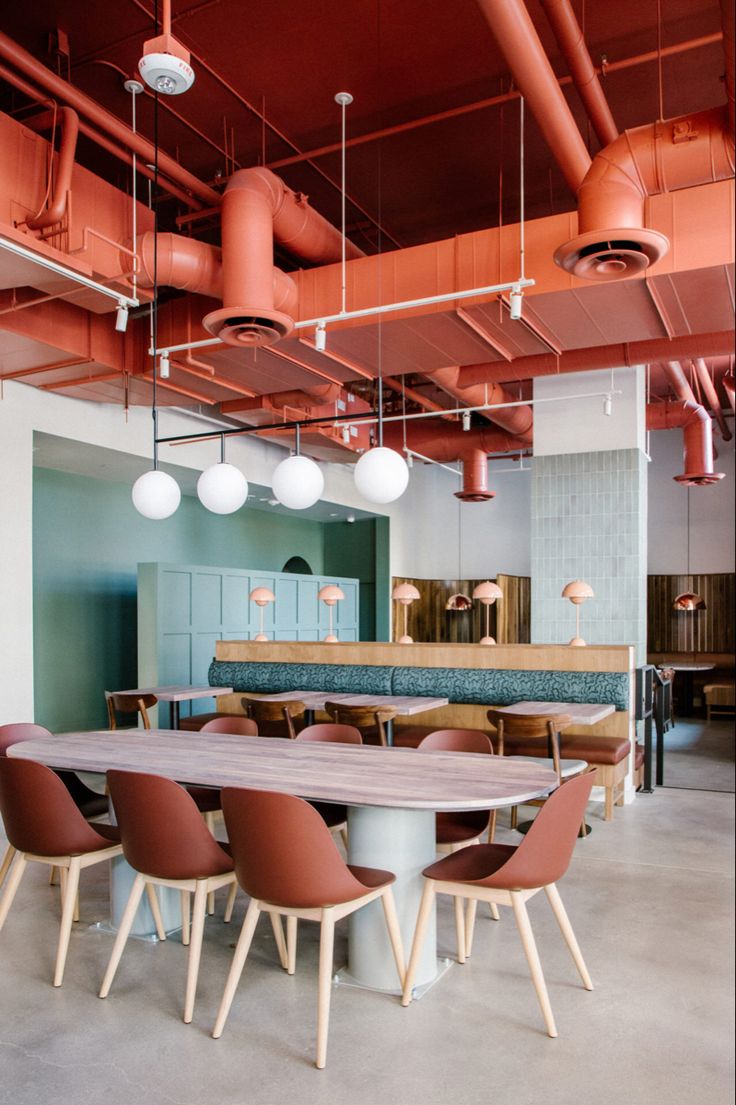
[647, 574, 735, 655]
[391, 576, 531, 645]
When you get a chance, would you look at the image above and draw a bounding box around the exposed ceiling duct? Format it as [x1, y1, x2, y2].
[693, 358, 732, 442]
[646, 400, 725, 486]
[24, 107, 79, 231]
[423, 365, 533, 442]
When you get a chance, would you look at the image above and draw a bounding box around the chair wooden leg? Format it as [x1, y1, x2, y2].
[465, 898, 478, 955]
[269, 912, 288, 970]
[146, 883, 167, 941]
[180, 890, 190, 945]
[0, 853, 27, 932]
[204, 812, 217, 915]
[380, 888, 406, 986]
[0, 844, 14, 891]
[286, 915, 297, 975]
[223, 882, 237, 924]
[401, 880, 435, 1006]
[184, 879, 208, 1024]
[544, 883, 593, 990]
[99, 873, 146, 998]
[489, 902, 500, 921]
[316, 909, 336, 1069]
[488, 810, 497, 842]
[212, 898, 261, 1039]
[54, 856, 81, 987]
[454, 893, 466, 964]
[510, 806, 518, 830]
[604, 786, 614, 821]
[48, 865, 59, 886]
[339, 827, 348, 850]
[510, 891, 557, 1038]
[59, 866, 80, 923]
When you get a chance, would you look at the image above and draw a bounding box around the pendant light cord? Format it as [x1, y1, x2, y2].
[151, 0, 160, 470]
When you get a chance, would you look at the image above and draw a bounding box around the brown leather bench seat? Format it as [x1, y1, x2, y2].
[501, 735, 629, 765]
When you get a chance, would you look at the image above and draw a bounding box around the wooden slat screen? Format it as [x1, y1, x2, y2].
[391, 576, 531, 645]
[647, 574, 735, 654]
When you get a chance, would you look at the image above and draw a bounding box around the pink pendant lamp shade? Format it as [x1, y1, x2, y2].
[249, 586, 276, 642]
[472, 580, 503, 645]
[561, 580, 594, 646]
[318, 584, 345, 643]
[392, 583, 421, 644]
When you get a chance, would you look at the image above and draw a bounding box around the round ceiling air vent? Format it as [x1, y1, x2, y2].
[453, 489, 496, 502]
[554, 227, 669, 281]
[202, 306, 293, 347]
[673, 472, 725, 487]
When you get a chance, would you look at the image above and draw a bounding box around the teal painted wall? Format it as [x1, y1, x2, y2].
[32, 467, 325, 732]
[323, 516, 391, 642]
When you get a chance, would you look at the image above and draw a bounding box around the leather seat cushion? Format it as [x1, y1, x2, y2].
[502, 735, 630, 765]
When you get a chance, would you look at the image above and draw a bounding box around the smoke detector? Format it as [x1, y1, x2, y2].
[554, 228, 669, 281]
[138, 33, 195, 95]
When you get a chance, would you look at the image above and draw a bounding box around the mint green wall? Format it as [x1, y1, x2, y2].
[323, 517, 391, 642]
[32, 467, 325, 732]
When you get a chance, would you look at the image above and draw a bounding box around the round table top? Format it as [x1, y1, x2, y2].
[657, 662, 715, 672]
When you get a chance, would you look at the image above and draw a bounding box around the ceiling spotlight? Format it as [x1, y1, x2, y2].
[509, 286, 523, 321]
[115, 303, 129, 332]
[346, 514, 356, 524]
[315, 321, 327, 352]
[159, 351, 170, 379]
[462, 409, 471, 431]
[603, 394, 613, 417]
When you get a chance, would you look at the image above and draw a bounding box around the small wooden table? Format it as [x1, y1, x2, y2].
[657, 663, 715, 717]
[254, 690, 450, 744]
[112, 684, 234, 729]
[9, 730, 556, 993]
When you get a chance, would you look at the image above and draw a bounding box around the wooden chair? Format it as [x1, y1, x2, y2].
[214, 787, 405, 1068]
[401, 770, 595, 1039]
[241, 695, 306, 740]
[100, 770, 246, 1024]
[323, 701, 397, 747]
[0, 758, 122, 987]
[105, 692, 157, 730]
[487, 709, 588, 835]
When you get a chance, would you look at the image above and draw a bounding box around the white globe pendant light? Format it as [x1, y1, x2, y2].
[197, 436, 248, 514]
[271, 426, 324, 510]
[354, 445, 409, 504]
[132, 469, 181, 520]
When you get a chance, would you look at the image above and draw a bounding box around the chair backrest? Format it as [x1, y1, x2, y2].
[106, 770, 232, 880]
[480, 770, 596, 890]
[105, 693, 157, 730]
[418, 728, 493, 755]
[323, 701, 397, 747]
[200, 716, 258, 736]
[296, 723, 363, 744]
[241, 696, 305, 739]
[0, 722, 51, 757]
[0, 757, 114, 856]
[486, 709, 572, 742]
[221, 787, 379, 908]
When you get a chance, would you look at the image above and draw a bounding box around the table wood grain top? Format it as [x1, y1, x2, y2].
[256, 691, 449, 715]
[8, 730, 557, 812]
[113, 685, 234, 702]
[497, 701, 616, 725]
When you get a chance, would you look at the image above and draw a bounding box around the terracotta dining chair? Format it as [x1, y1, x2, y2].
[241, 695, 306, 740]
[199, 717, 258, 737]
[100, 770, 245, 1024]
[105, 692, 157, 730]
[213, 787, 405, 1069]
[487, 709, 588, 835]
[0, 722, 108, 892]
[401, 770, 595, 1039]
[323, 701, 397, 747]
[0, 757, 122, 987]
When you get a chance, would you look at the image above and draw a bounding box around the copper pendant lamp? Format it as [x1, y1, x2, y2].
[673, 488, 706, 612]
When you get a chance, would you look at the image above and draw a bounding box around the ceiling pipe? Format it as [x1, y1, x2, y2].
[458, 330, 736, 388]
[382, 376, 451, 416]
[555, 106, 734, 279]
[693, 358, 732, 441]
[0, 30, 219, 207]
[424, 365, 534, 442]
[646, 400, 725, 486]
[202, 167, 364, 349]
[661, 360, 698, 406]
[23, 107, 79, 230]
[220, 383, 342, 413]
[721, 0, 735, 135]
[133, 231, 298, 318]
[539, 0, 618, 148]
[722, 370, 735, 414]
[474, 0, 592, 194]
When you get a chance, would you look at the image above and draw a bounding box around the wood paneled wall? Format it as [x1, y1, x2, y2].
[391, 576, 531, 645]
[647, 574, 735, 654]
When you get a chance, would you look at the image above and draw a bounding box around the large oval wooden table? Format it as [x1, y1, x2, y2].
[9, 730, 558, 993]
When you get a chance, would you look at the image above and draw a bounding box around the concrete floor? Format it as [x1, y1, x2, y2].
[0, 788, 734, 1105]
[661, 718, 735, 793]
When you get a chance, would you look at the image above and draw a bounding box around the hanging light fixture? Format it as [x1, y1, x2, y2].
[445, 592, 473, 611]
[318, 584, 345, 642]
[271, 424, 324, 510]
[249, 587, 276, 641]
[197, 435, 248, 514]
[392, 583, 421, 643]
[561, 580, 594, 646]
[473, 580, 503, 645]
[673, 487, 706, 612]
[138, 0, 195, 95]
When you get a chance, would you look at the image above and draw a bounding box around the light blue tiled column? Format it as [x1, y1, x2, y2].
[530, 367, 648, 663]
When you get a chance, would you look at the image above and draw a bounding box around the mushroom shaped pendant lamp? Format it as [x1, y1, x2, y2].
[249, 586, 276, 641]
[318, 584, 345, 642]
[561, 580, 594, 646]
[392, 583, 421, 643]
[472, 580, 503, 645]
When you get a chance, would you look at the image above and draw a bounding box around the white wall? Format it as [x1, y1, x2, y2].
[534, 367, 646, 455]
[647, 427, 735, 574]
